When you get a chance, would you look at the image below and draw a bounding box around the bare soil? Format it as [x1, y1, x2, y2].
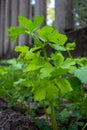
[0, 98, 39, 130]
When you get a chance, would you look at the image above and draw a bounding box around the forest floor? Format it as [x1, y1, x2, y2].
[0, 98, 39, 130]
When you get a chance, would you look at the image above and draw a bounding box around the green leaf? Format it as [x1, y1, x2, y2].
[48, 30, 60, 43]
[37, 25, 54, 42]
[75, 57, 87, 67]
[57, 33, 67, 45]
[68, 77, 82, 89]
[46, 82, 59, 100]
[25, 64, 42, 71]
[2, 58, 17, 65]
[18, 16, 32, 32]
[8, 27, 26, 41]
[48, 31, 67, 45]
[14, 78, 25, 86]
[19, 16, 44, 33]
[51, 67, 69, 77]
[24, 56, 44, 72]
[37, 25, 67, 45]
[30, 46, 41, 52]
[49, 43, 66, 51]
[66, 42, 76, 51]
[46, 106, 51, 115]
[51, 53, 64, 66]
[75, 66, 87, 83]
[34, 87, 46, 101]
[65, 77, 83, 102]
[60, 109, 70, 118]
[62, 58, 75, 69]
[15, 45, 29, 53]
[24, 51, 35, 60]
[33, 16, 44, 30]
[55, 78, 73, 93]
[40, 63, 55, 78]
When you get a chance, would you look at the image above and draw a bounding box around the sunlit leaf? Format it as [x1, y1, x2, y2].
[66, 42, 76, 51]
[40, 63, 55, 78]
[19, 16, 44, 33]
[37, 25, 54, 41]
[57, 33, 67, 45]
[34, 87, 46, 101]
[51, 53, 64, 66]
[46, 82, 59, 100]
[55, 78, 73, 93]
[75, 66, 87, 83]
[33, 16, 44, 30]
[18, 16, 32, 31]
[49, 43, 66, 51]
[15, 45, 29, 53]
[8, 27, 26, 41]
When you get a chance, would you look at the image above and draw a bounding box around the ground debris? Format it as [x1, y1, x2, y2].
[0, 99, 39, 130]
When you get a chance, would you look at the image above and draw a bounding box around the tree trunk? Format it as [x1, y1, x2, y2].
[4, 0, 11, 54]
[0, 0, 5, 55]
[35, 0, 47, 25]
[18, 0, 31, 46]
[10, 0, 19, 50]
[55, 0, 74, 33]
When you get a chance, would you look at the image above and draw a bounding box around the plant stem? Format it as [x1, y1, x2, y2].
[42, 45, 48, 61]
[82, 122, 87, 130]
[32, 32, 48, 61]
[67, 50, 73, 58]
[80, 84, 85, 101]
[50, 101, 58, 130]
[43, 101, 49, 124]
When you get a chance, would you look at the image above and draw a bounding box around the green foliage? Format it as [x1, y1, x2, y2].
[36, 119, 52, 130]
[37, 25, 67, 45]
[55, 78, 73, 94]
[0, 59, 23, 99]
[2, 15, 87, 130]
[19, 16, 44, 33]
[75, 67, 87, 84]
[8, 27, 26, 41]
[64, 77, 83, 102]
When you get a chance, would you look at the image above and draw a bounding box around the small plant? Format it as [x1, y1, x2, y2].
[0, 59, 23, 100]
[7, 16, 87, 130]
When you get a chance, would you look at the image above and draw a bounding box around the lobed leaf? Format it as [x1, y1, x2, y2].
[40, 63, 55, 78]
[18, 16, 32, 31]
[37, 25, 54, 42]
[75, 66, 87, 83]
[8, 27, 26, 41]
[19, 16, 44, 33]
[34, 87, 46, 101]
[46, 83, 59, 100]
[15, 45, 29, 53]
[66, 42, 76, 51]
[49, 43, 66, 51]
[55, 78, 73, 93]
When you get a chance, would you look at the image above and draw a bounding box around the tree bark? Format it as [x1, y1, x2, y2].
[55, 0, 74, 33]
[0, 0, 5, 55]
[18, 0, 31, 46]
[35, 0, 47, 25]
[10, 0, 19, 50]
[4, 0, 11, 54]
